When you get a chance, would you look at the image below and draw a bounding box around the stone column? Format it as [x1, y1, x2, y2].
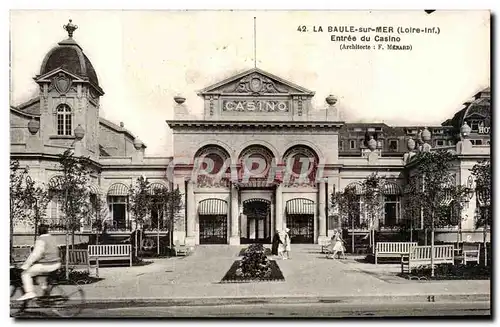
[185, 179, 196, 246]
[318, 181, 328, 244]
[229, 183, 240, 245]
[275, 184, 283, 231]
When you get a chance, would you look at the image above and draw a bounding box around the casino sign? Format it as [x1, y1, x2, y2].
[222, 100, 290, 112]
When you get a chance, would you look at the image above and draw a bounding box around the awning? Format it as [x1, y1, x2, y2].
[107, 183, 129, 196]
[383, 182, 401, 195]
[88, 183, 100, 194]
[198, 199, 228, 215]
[345, 182, 364, 195]
[286, 198, 315, 215]
[149, 182, 168, 195]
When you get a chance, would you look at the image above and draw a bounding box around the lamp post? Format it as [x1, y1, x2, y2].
[25, 176, 40, 243]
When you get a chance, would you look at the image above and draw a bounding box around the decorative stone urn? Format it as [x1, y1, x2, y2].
[325, 95, 337, 106]
[133, 137, 144, 150]
[74, 124, 85, 140]
[174, 95, 186, 104]
[407, 138, 416, 151]
[421, 127, 431, 143]
[27, 118, 40, 135]
[368, 136, 377, 151]
[461, 122, 472, 139]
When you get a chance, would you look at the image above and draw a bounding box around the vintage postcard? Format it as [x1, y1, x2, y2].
[9, 10, 490, 318]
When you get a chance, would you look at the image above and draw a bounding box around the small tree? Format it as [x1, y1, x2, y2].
[24, 176, 50, 243]
[363, 173, 384, 252]
[404, 149, 469, 277]
[331, 186, 360, 253]
[470, 160, 491, 265]
[128, 176, 152, 257]
[10, 161, 33, 258]
[55, 150, 93, 279]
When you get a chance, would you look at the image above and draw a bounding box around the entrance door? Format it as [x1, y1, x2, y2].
[287, 214, 314, 243]
[199, 215, 227, 244]
[242, 199, 271, 244]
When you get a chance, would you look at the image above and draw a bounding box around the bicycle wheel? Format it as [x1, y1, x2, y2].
[47, 282, 85, 318]
[10, 285, 27, 316]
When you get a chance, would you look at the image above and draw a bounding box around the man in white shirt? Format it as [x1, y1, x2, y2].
[17, 225, 62, 301]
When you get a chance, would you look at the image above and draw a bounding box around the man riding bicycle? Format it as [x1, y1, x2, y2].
[16, 224, 61, 301]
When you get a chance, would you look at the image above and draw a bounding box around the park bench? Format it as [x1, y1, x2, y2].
[88, 244, 132, 274]
[11, 245, 33, 264]
[375, 242, 418, 265]
[400, 245, 454, 274]
[456, 243, 481, 264]
[61, 249, 95, 275]
[173, 240, 192, 256]
[319, 238, 330, 254]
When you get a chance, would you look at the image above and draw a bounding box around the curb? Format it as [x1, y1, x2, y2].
[82, 293, 490, 308]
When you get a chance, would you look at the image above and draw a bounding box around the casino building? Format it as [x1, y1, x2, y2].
[10, 22, 491, 247]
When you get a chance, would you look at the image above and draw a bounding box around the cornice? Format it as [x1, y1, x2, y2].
[166, 120, 345, 129]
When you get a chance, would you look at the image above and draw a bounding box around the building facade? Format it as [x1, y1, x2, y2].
[10, 23, 491, 247]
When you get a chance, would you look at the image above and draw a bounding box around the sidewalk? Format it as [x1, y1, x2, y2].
[79, 245, 490, 303]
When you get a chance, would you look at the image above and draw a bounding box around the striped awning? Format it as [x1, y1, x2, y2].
[286, 198, 315, 215]
[149, 182, 168, 195]
[88, 183, 100, 194]
[107, 183, 129, 196]
[198, 199, 228, 215]
[382, 182, 401, 195]
[345, 182, 364, 195]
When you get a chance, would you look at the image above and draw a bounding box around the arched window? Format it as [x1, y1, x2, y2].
[57, 104, 72, 136]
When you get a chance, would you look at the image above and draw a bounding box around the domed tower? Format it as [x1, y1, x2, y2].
[34, 19, 104, 161]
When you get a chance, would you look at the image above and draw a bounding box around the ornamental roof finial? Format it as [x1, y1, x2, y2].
[63, 19, 78, 38]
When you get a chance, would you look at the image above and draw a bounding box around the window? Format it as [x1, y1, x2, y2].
[108, 196, 128, 230]
[407, 129, 417, 135]
[469, 120, 481, 132]
[375, 127, 383, 132]
[56, 104, 72, 136]
[433, 129, 443, 134]
[48, 193, 64, 230]
[471, 139, 483, 146]
[367, 127, 375, 132]
[436, 140, 445, 147]
[349, 140, 356, 149]
[339, 141, 344, 151]
[353, 127, 363, 132]
[389, 140, 398, 151]
[383, 195, 401, 226]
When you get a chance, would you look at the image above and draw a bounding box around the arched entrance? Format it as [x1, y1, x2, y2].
[286, 198, 315, 244]
[198, 199, 228, 244]
[241, 199, 271, 244]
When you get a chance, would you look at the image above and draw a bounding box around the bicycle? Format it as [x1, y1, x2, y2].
[10, 266, 85, 318]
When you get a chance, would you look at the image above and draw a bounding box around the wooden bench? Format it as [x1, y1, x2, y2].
[459, 243, 481, 264]
[173, 240, 192, 256]
[400, 245, 454, 274]
[375, 242, 418, 265]
[319, 239, 330, 254]
[88, 244, 132, 276]
[61, 249, 95, 275]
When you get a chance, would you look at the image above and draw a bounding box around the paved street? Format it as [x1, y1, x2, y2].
[77, 245, 490, 300]
[10, 244, 491, 319]
[13, 301, 491, 318]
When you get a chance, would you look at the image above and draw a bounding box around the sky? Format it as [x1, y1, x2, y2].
[10, 10, 490, 156]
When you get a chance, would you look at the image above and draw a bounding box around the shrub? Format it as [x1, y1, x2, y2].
[236, 244, 272, 279]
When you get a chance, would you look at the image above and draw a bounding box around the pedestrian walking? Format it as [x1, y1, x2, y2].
[271, 229, 280, 256]
[282, 228, 292, 260]
[328, 229, 346, 260]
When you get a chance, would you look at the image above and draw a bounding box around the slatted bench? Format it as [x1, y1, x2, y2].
[375, 242, 418, 265]
[88, 244, 132, 276]
[173, 240, 192, 256]
[61, 249, 95, 275]
[457, 243, 481, 264]
[400, 245, 454, 274]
